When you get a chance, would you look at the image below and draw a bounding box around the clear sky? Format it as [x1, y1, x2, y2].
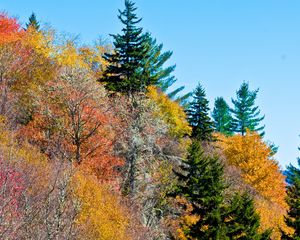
[2, 0, 300, 168]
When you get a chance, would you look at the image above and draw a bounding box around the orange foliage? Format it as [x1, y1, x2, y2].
[19, 68, 123, 185]
[216, 131, 286, 207]
[216, 131, 288, 239]
[168, 196, 200, 240]
[0, 13, 23, 44]
[256, 197, 292, 239]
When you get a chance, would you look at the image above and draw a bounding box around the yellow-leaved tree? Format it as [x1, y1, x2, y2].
[73, 173, 131, 240]
[216, 131, 290, 239]
[147, 86, 191, 138]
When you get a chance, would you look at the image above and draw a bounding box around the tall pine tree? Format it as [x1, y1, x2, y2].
[212, 97, 233, 136]
[231, 82, 265, 136]
[187, 83, 214, 141]
[172, 140, 228, 239]
[101, 0, 150, 94]
[26, 13, 40, 31]
[281, 155, 300, 240]
[142, 32, 191, 105]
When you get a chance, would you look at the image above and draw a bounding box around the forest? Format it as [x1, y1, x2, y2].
[0, 0, 299, 239]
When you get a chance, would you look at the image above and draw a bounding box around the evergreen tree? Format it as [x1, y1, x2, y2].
[187, 83, 214, 141]
[281, 155, 300, 240]
[171, 141, 269, 239]
[101, 0, 151, 94]
[173, 140, 228, 239]
[101, 1, 191, 99]
[26, 12, 40, 31]
[212, 97, 233, 136]
[231, 82, 265, 136]
[266, 141, 279, 156]
[143, 32, 191, 106]
[225, 193, 271, 240]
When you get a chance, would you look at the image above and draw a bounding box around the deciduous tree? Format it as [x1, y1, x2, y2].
[147, 86, 191, 138]
[20, 67, 123, 183]
[216, 131, 288, 238]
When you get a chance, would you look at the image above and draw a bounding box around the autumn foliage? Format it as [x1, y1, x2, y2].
[147, 85, 191, 138]
[0, 10, 295, 240]
[216, 131, 289, 239]
[0, 13, 23, 44]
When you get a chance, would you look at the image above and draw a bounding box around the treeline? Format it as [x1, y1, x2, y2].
[0, 1, 299, 239]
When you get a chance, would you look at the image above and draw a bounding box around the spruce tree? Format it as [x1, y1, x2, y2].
[231, 82, 265, 136]
[171, 141, 269, 239]
[187, 83, 214, 141]
[101, 0, 151, 94]
[173, 140, 228, 239]
[212, 97, 233, 136]
[26, 13, 40, 31]
[225, 193, 271, 240]
[281, 156, 300, 240]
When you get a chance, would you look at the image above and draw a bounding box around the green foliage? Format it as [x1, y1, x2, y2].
[173, 140, 227, 239]
[231, 82, 265, 136]
[26, 13, 40, 31]
[282, 156, 300, 240]
[212, 97, 233, 136]
[186, 83, 214, 141]
[171, 140, 269, 240]
[0, 6, 287, 240]
[101, 0, 191, 101]
[142, 32, 174, 89]
[266, 140, 279, 156]
[143, 32, 191, 106]
[225, 193, 271, 240]
[101, 0, 151, 94]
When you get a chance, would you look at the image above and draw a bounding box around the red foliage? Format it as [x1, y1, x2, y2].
[0, 13, 23, 44]
[0, 159, 25, 235]
[19, 71, 124, 187]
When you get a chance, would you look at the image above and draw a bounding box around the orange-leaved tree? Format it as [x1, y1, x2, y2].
[0, 14, 57, 123]
[216, 131, 288, 239]
[0, 13, 23, 44]
[216, 131, 286, 206]
[19, 67, 123, 184]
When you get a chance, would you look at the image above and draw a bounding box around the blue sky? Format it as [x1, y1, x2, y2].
[2, 0, 300, 168]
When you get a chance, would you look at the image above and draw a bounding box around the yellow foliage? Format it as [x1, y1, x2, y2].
[256, 197, 292, 240]
[147, 86, 192, 138]
[56, 41, 86, 68]
[79, 44, 111, 77]
[23, 27, 54, 58]
[73, 173, 131, 240]
[0, 116, 50, 192]
[216, 131, 286, 207]
[0, 116, 47, 167]
[6, 27, 57, 113]
[174, 196, 200, 240]
[216, 131, 288, 239]
[55, 41, 111, 72]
